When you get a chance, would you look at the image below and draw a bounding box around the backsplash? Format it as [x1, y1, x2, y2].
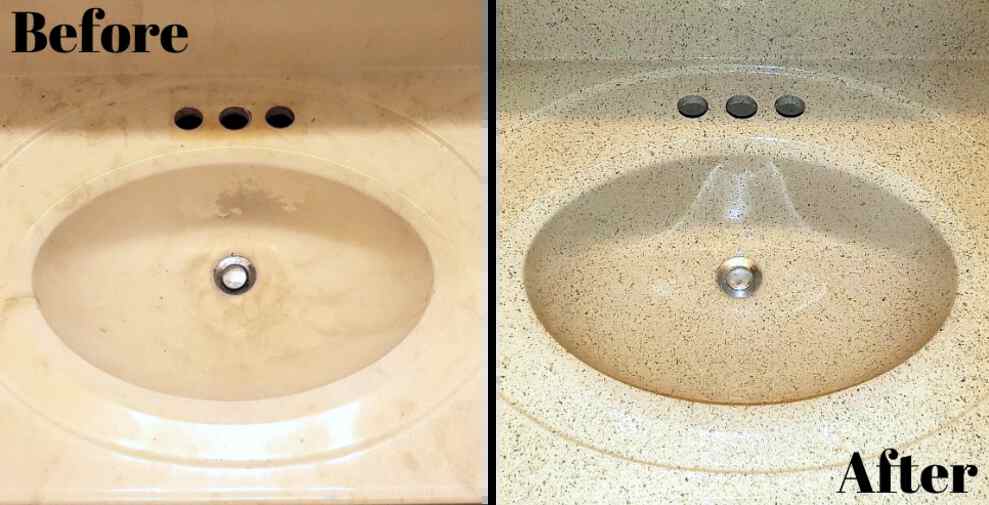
[497, 0, 989, 61]
[0, 0, 482, 75]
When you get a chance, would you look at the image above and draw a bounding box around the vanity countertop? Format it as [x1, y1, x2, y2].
[496, 58, 989, 503]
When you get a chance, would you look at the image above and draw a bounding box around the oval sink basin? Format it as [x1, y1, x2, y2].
[525, 155, 957, 405]
[33, 164, 433, 401]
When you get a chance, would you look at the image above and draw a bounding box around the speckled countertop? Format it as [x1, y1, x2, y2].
[496, 57, 989, 503]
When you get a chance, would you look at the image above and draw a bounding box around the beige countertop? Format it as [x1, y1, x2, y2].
[0, 68, 486, 504]
[496, 58, 989, 503]
[0, 2, 488, 503]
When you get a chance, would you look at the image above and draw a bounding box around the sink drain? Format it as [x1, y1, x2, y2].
[214, 254, 256, 295]
[716, 256, 761, 298]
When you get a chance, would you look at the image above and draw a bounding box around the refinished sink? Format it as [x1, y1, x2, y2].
[497, 0, 989, 502]
[525, 155, 956, 404]
[497, 61, 989, 487]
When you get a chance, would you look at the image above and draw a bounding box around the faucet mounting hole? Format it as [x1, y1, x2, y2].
[173, 107, 203, 130]
[726, 95, 758, 119]
[677, 95, 708, 118]
[219, 107, 251, 130]
[265, 106, 295, 128]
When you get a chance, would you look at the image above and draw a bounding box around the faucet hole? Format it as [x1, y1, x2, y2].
[219, 107, 251, 130]
[726, 95, 758, 119]
[265, 106, 295, 128]
[775, 95, 806, 118]
[677, 95, 708, 118]
[173, 107, 203, 130]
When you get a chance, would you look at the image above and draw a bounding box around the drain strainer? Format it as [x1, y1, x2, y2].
[716, 256, 761, 298]
[213, 254, 256, 295]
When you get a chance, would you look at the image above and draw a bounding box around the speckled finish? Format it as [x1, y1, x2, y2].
[496, 0, 989, 61]
[526, 151, 957, 405]
[497, 13, 989, 502]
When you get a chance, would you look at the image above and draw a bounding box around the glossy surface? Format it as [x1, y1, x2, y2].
[497, 59, 989, 503]
[525, 155, 956, 404]
[498, 0, 989, 502]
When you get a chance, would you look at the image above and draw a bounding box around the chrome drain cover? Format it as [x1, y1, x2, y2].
[213, 254, 256, 295]
[716, 256, 761, 299]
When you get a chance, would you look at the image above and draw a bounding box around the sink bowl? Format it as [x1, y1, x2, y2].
[525, 155, 956, 404]
[33, 164, 432, 401]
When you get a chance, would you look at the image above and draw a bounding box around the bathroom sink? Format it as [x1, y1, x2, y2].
[0, 2, 484, 502]
[497, 59, 989, 502]
[497, 1, 989, 502]
[0, 77, 484, 502]
[33, 164, 433, 401]
[525, 155, 956, 404]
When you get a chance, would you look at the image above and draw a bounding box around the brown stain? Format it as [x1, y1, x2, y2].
[213, 180, 301, 219]
[401, 451, 421, 472]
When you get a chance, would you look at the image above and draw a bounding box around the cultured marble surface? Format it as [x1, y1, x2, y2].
[0, 2, 486, 503]
[0, 68, 485, 504]
[496, 0, 989, 62]
[496, 57, 989, 503]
